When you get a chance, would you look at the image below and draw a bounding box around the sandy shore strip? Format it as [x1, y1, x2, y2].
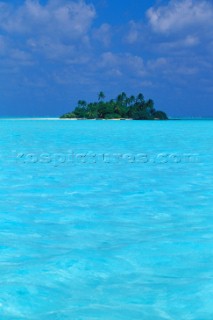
[0, 118, 61, 120]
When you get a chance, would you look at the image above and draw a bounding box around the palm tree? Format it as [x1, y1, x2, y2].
[116, 93, 123, 104]
[121, 92, 128, 107]
[137, 93, 144, 103]
[129, 95, 135, 105]
[121, 92, 127, 101]
[98, 91, 105, 101]
[125, 97, 131, 107]
[78, 100, 87, 108]
[146, 99, 154, 109]
[77, 100, 82, 107]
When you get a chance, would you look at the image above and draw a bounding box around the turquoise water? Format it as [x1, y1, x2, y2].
[0, 120, 213, 319]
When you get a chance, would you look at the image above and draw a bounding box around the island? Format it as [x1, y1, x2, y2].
[60, 92, 168, 120]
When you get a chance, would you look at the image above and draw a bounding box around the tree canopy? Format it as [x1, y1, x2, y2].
[60, 92, 168, 120]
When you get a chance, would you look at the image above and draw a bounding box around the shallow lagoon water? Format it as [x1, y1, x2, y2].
[0, 120, 213, 319]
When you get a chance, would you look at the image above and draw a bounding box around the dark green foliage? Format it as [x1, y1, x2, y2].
[105, 113, 121, 119]
[132, 110, 152, 120]
[60, 92, 168, 120]
[153, 111, 168, 120]
[98, 91, 105, 101]
[60, 112, 76, 119]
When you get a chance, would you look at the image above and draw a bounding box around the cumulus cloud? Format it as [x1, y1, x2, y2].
[93, 23, 112, 47]
[156, 35, 200, 53]
[99, 52, 145, 78]
[147, 56, 199, 78]
[0, 34, 34, 67]
[0, 0, 96, 61]
[0, 0, 212, 98]
[125, 21, 142, 44]
[144, 0, 213, 80]
[0, 35, 6, 55]
[147, 0, 213, 34]
[0, 0, 96, 38]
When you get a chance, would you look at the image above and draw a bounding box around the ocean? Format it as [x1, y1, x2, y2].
[0, 119, 213, 319]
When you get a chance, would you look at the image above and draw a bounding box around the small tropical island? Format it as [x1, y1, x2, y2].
[60, 92, 168, 120]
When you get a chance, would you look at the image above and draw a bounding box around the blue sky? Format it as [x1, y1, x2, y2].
[0, 0, 213, 117]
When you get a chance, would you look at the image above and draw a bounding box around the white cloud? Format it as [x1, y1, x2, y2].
[0, 35, 34, 67]
[147, 55, 201, 80]
[147, 0, 213, 34]
[0, 0, 96, 61]
[125, 21, 141, 44]
[93, 23, 112, 47]
[0, 0, 96, 38]
[99, 52, 145, 78]
[0, 0, 212, 91]
[147, 58, 168, 70]
[0, 35, 6, 55]
[157, 35, 200, 52]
